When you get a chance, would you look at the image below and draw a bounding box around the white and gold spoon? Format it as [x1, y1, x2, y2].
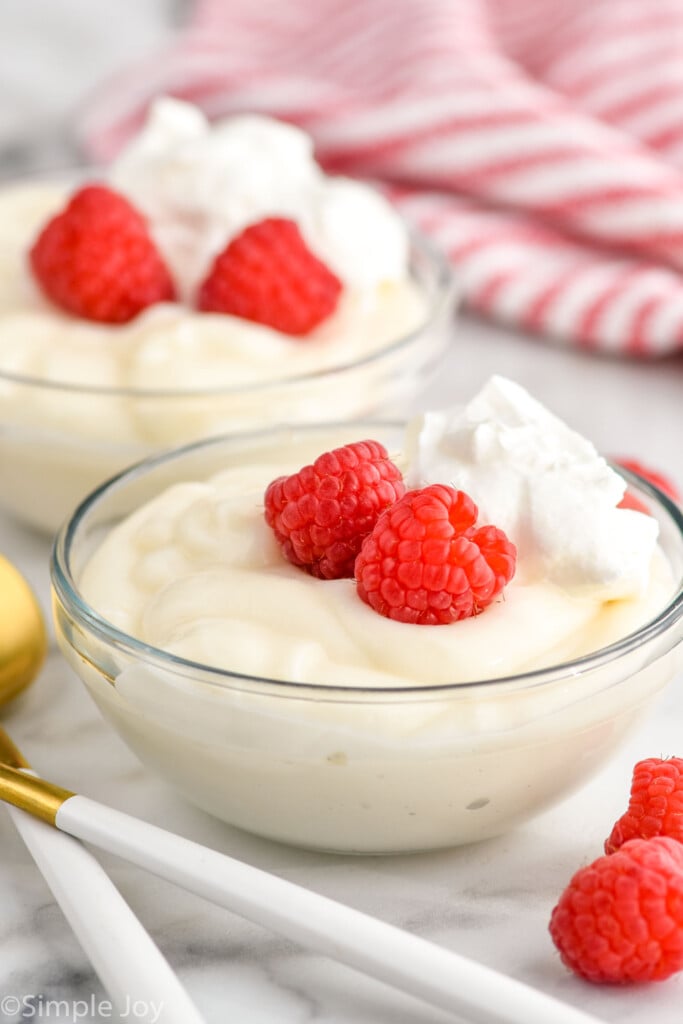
[0, 554, 205, 1024]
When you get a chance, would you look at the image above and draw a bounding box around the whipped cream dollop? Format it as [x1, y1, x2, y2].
[405, 376, 659, 599]
[110, 98, 408, 298]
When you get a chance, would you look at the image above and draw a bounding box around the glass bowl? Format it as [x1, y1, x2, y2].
[0, 222, 454, 534]
[51, 424, 683, 854]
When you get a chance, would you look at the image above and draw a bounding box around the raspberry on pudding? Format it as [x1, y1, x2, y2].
[354, 485, 516, 625]
[264, 439, 405, 579]
[198, 217, 343, 334]
[0, 98, 452, 532]
[79, 376, 672, 686]
[30, 185, 176, 324]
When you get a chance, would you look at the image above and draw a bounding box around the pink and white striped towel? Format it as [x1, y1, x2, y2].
[82, 0, 683, 357]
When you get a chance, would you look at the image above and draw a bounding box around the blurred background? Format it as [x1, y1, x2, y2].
[2, 0, 683, 373]
[0, 0, 179, 177]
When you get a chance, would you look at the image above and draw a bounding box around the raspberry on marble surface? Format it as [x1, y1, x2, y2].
[550, 837, 683, 983]
[606, 757, 683, 854]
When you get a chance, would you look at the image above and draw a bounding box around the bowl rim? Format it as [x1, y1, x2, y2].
[0, 224, 455, 399]
[51, 423, 683, 699]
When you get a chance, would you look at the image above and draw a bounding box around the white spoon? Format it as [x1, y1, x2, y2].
[0, 553, 205, 1024]
[0, 755, 608, 1024]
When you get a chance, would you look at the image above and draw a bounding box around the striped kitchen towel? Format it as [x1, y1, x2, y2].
[81, 0, 683, 356]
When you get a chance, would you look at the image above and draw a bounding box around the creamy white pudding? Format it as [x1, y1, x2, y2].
[0, 100, 448, 532]
[80, 379, 669, 685]
[54, 380, 682, 852]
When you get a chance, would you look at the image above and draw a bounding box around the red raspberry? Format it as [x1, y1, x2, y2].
[549, 837, 683, 983]
[197, 217, 342, 335]
[618, 491, 652, 515]
[615, 457, 680, 515]
[264, 440, 405, 579]
[605, 758, 683, 854]
[354, 485, 516, 625]
[29, 184, 175, 324]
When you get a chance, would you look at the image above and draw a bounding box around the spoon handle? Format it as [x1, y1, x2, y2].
[0, 767, 606, 1024]
[6, 789, 205, 1024]
[54, 794, 607, 1024]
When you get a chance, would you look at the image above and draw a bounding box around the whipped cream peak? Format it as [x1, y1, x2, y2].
[405, 375, 659, 599]
[110, 97, 408, 298]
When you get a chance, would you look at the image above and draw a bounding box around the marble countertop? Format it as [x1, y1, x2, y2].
[0, 316, 681, 1024]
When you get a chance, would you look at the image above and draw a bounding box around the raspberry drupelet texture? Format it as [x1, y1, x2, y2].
[354, 484, 516, 625]
[605, 757, 683, 854]
[197, 217, 342, 334]
[30, 184, 175, 324]
[549, 837, 683, 983]
[264, 440, 405, 580]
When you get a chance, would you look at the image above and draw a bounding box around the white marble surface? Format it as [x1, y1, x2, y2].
[0, 317, 681, 1024]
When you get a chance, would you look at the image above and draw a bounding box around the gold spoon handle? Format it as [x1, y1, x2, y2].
[0, 762, 73, 825]
[1, 763, 205, 1023]
[0, 556, 205, 1022]
[0, 726, 31, 769]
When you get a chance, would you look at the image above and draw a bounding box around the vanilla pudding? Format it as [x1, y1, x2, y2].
[0, 100, 450, 533]
[53, 380, 683, 852]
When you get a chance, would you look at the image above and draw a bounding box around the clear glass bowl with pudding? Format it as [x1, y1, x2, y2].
[0, 217, 453, 534]
[51, 423, 683, 854]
